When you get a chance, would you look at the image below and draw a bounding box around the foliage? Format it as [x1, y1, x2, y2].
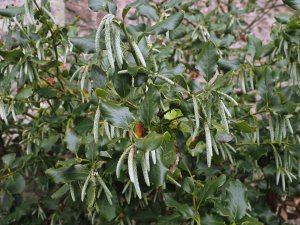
[0, 0, 300, 224]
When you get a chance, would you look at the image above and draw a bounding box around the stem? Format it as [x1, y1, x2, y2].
[32, 0, 65, 90]
[121, 22, 140, 65]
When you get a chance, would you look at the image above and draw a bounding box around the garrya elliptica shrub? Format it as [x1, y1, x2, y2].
[0, 0, 300, 224]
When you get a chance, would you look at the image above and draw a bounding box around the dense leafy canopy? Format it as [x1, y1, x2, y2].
[0, 0, 300, 224]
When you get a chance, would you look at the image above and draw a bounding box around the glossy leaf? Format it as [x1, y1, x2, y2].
[196, 41, 219, 81]
[138, 86, 160, 126]
[46, 165, 89, 183]
[100, 101, 134, 128]
[225, 180, 248, 221]
[146, 12, 184, 34]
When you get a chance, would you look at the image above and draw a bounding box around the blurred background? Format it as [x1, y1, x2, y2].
[0, 0, 291, 42]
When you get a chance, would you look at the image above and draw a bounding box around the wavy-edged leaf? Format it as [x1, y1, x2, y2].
[196, 41, 219, 81]
[146, 12, 184, 35]
[138, 86, 160, 126]
[100, 101, 134, 128]
[46, 165, 89, 183]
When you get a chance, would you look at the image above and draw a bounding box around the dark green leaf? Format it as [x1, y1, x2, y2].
[196, 175, 226, 206]
[51, 184, 69, 199]
[65, 130, 80, 153]
[283, 0, 300, 9]
[71, 34, 95, 53]
[138, 86, 160, 126]
[146, 12, 184, 34]
[113, 73, 131, 98]
[46, 165, 89, 183]
[15, 87, 33, 100]
[161, 132, 176, 167]
[137, 5, 159, 21]
[5, 174, 25, 194]
[0, 49, 24, 63]
[225, 180, 248, 220]
[100, 101, 134, 128]
[196, 41, 218, 81]
[232, 120, 256, 133]
[90, 64, 106, 89]
[136, 132, 164, 152]
[149, 150, 168, 187]
[0, 6, 24, 18]
[164, 194, 195, 219]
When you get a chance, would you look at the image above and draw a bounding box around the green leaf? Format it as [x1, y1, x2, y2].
[65, 130, 80, 153]
[0, 49, 24, 63]
[0, 6, 24, 18]
[46, 165, 89, 183]
[90, 64, 106, 89]
[136, 132, 164, 152]
[51, 184, 69, 199]
[113, 73, 131, 98]
[146, 12, 184, 34]
[225, 180, 248, 221]
[283, 0, 300, 9]
[271, 102, 297, 114]
[15, 87, 33, 100]
[232, 120, 256, 133]
[137, 5, 159, 21]
[88, 0, 116, 14]
[161, 132, 176, 167]
[98, 189, 118, 221]
[164, 109, 183, 120]
[182, 177, 195, 194]
[196, 175, 226, 206]
[41, 135, 59, 152]
[71, 34, 96, 53]
[5, 174, 26, 194]
[202, 214, 224, 225]
[37, 87, 57, 98]
[164, 194, 195, 220]
[2, 153, 16, 167]
[247, 35, 262, 59]
[196, 41, 219, 81]
[215, 131, 234, 143]
[218, 59, 240, 71]
[86, 180, 96, 209]
[88, 0, 105, 11]
[138, 86, 160, 126]
[100, 101, 134, 128]
[149, 150, 168, 187]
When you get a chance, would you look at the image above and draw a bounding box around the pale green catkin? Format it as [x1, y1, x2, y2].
[141, 156, 150, 186]
[192, 95, 200, 140]
[69, 183, 76, 202]
[217, 91, 238, 106]
[0, 101, 8, 125]
[128, 147, 135, 183]
[105, 17, 115, 69]
[114, 27, 123, 68]
[81, 174, 91, 201]
[116, 145, 132, 178]
[269, 116, 274, 142]
[285, 116, 293, 134]
[204, 122, 213, 167]
[219, 100, 229, 133]
[95, 14, 113, 52]
[25, 0, 35, 24]
[93, 106, 100, 144]
[97, 176, 112, 205]
[132, 41, 146, 67]
[132, 155, 142, 199]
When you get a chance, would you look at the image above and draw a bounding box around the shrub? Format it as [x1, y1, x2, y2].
[0, 0, 300, 224]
